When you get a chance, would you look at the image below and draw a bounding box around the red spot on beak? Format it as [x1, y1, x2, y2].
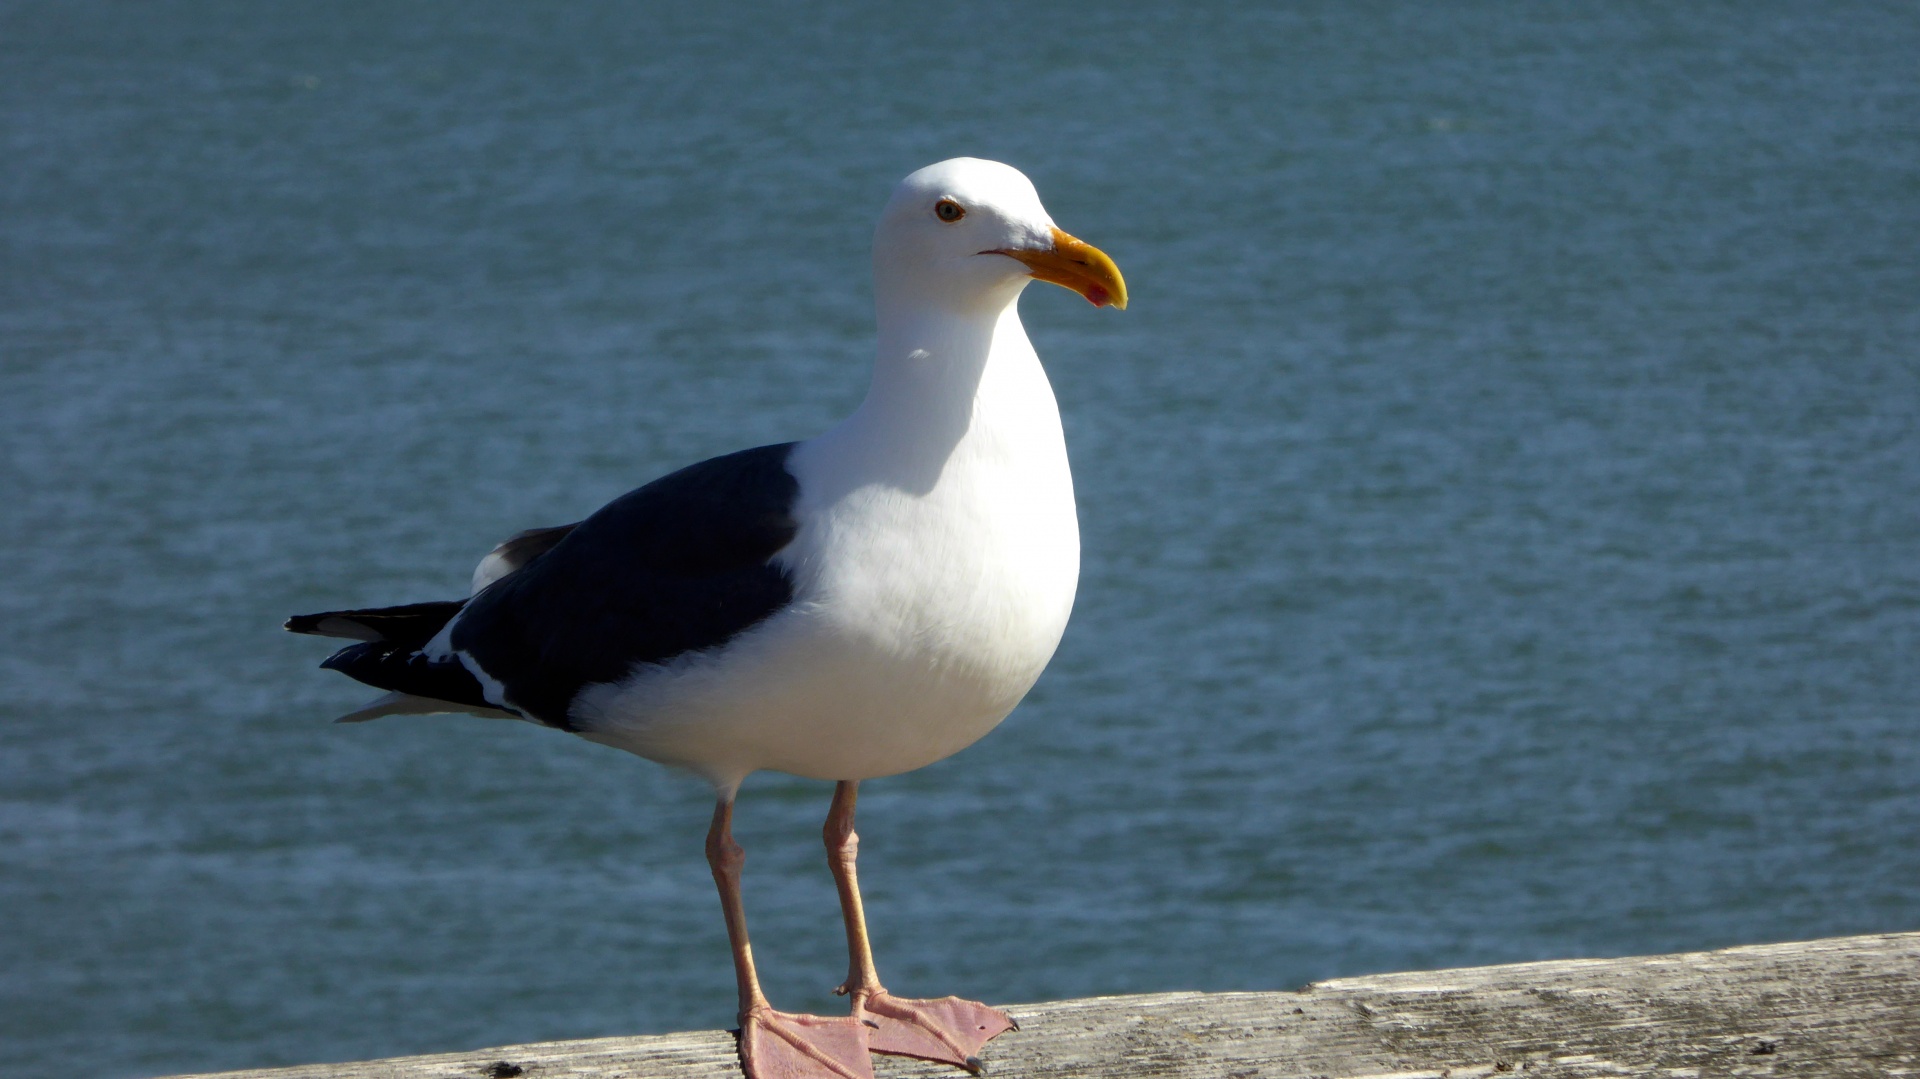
[1084, 285, 1110, 307]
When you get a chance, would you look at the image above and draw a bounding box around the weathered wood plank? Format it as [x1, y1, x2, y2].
[158, 932, 1920, 1079]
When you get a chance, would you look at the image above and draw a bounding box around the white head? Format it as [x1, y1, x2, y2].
[873, 157, 1127, 317]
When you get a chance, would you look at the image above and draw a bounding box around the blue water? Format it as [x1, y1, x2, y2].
[4, 4, 1918, 1076]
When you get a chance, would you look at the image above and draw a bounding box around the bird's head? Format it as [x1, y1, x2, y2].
[874, 158, 1127, 315]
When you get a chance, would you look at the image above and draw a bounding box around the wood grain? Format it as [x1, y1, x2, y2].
[157, 932, 1920, 1079]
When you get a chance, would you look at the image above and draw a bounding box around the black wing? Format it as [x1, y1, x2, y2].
[286, 598, 497, 714]
[450, 442, 801, 729]
[289, 520, 577, 648]
[286, 601, 466, 647]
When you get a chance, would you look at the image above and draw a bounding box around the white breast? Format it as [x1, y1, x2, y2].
[573, 305, 1078, 793]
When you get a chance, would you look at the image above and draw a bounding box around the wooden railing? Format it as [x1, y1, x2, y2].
[157, 931, 1920, 1078]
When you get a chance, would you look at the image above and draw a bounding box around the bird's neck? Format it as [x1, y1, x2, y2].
[866, 302, 1004, 422]
[809, 292, 1052, 495]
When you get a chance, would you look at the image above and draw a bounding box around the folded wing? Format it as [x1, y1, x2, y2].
[288, 442, 802, 732]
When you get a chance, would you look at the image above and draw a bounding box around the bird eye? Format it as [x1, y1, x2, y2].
[934, 199, 966, 223]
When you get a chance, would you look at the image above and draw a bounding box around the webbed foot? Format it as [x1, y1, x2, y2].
[853, 991, 1015, 1074]
[738, 1006, 874, 1079]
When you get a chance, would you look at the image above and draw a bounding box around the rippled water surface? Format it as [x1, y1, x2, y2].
[4, 4, 1918, 1076]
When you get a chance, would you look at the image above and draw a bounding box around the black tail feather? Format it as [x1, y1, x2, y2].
[285, 600, 465, 649]
[318, 641, 500, 715]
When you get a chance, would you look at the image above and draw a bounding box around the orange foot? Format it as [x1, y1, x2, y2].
[739, 1006, 874, 1079]
[854, 991, 1017, 1074]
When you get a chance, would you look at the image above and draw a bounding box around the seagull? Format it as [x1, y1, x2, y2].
[287, 158, 1126, 1079]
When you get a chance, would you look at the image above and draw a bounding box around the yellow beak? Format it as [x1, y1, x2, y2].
[992, 227, 1128, 310]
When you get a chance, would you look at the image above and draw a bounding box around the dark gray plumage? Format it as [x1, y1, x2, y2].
[289, 442, 802, 731]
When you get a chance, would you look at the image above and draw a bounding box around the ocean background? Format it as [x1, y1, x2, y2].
[4, 3, 1918, 1076]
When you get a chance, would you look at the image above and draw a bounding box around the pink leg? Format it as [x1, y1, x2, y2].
[709, 797, 873, 1079]
[824, 782, 1017, 1075]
